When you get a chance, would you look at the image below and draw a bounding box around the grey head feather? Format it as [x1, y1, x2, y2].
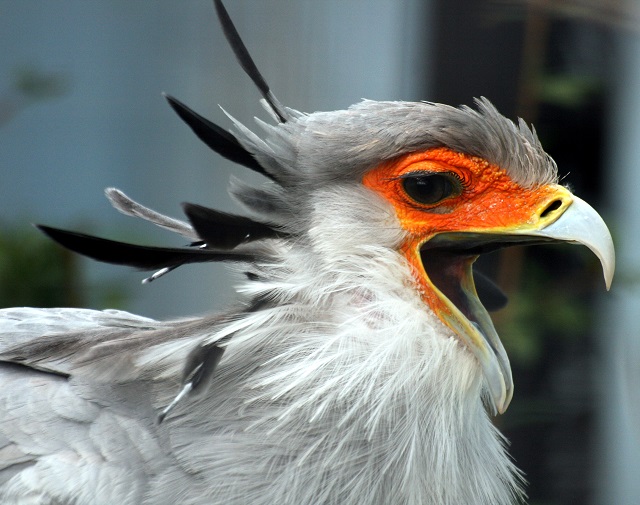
[227, 176, 293, 222]
[228, 97, 558, 193]
[138, 94, 559, 242]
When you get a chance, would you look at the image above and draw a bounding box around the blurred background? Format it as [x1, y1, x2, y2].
[0, 1, 638, 503]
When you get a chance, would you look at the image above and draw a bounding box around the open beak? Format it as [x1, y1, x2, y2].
[419, 189, 615, 414]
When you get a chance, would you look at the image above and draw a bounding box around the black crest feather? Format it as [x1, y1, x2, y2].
[213, 0, 289, 123]
[164, 94, 274, 180]
[37, 0, 290, 282]
[36, 225, 255, 271]
[182, 202, 283, 250]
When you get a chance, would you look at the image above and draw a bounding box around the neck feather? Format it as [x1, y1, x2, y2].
[189, 240, 524, 504]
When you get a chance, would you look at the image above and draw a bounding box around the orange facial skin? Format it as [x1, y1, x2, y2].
[362, 147, 568, 327]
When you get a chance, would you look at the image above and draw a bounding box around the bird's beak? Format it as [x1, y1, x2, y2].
[419, 187, 615, 414]
[520, 195, 615, 289]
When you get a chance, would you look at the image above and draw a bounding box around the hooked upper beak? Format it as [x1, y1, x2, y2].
[522, 195, 615, 290]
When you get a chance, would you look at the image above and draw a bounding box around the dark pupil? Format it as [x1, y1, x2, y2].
[402, 174, 454, 204]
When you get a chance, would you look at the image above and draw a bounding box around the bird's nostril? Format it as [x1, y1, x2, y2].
[540, 199, 563, 218]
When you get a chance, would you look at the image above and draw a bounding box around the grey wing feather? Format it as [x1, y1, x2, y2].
[0, 307, 156, 351]
[0, 363, 177, 504]
[0, 307, 209, 504]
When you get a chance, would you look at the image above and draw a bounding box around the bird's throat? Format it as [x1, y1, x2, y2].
[420, 249, 479, 326]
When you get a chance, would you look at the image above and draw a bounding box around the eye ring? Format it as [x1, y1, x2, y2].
[400, 171, 461, 205]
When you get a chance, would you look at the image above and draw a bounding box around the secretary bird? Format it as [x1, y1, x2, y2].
[0, 1, 614, 504]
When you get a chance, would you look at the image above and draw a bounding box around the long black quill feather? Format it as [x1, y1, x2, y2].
[182, 202, 282, 250]
[164, 94, 275, 180]
[37, 225, 255, 270]
[213, 0, 289, 123]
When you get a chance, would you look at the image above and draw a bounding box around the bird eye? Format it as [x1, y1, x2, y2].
[402, 173, 459, 205]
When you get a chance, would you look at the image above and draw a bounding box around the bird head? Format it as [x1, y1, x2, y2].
[231, 97, 615, 415]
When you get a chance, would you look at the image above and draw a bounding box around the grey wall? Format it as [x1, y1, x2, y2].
[596, 15, 640, 505]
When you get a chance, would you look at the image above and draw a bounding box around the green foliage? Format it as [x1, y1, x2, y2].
[497, 250, 592, 368]
[538, 74, 601, 109]
[0, 224, 126, 309]
[12, 66, 69, 102]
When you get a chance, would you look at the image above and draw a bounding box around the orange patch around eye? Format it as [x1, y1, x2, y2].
[363, 147, 568, 339]
[362, 147, 560, 237]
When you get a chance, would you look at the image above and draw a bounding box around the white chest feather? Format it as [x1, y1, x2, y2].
[173, 222, 523, 504]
